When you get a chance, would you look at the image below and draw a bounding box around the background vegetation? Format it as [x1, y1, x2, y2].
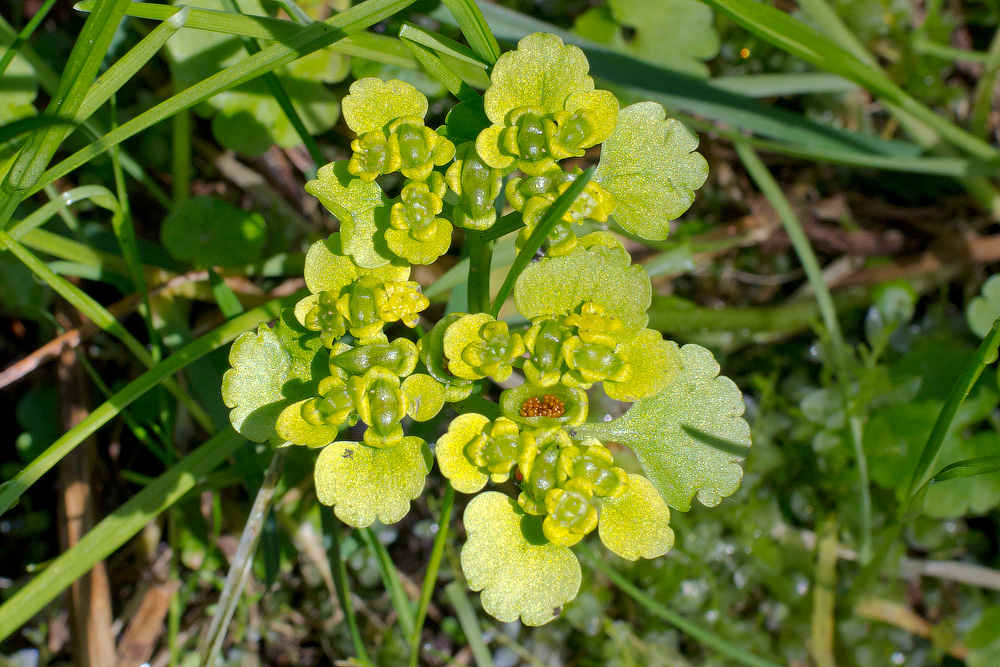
[1, 0, 1000, 665]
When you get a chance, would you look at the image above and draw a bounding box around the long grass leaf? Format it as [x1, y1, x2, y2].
[444, 581, 495, 667]
[360, 527, 416, 640]
[0, 293, 297, 517]
[32, 0, 418, 197]
[439, 0, 500, 65]
[0, 429, 247, 641]
[408, 484, 456, 667]
[0, 0, 59, 76]
[736, 143, 872, 562]
[933, 456, 1000, 483]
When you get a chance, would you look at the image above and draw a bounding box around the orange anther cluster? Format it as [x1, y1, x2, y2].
[520, 394, 565, 418]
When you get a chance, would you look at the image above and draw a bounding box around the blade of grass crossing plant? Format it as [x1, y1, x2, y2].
[439, 0, 500, 65]
[399, 22, 490, 69]
[0, 293, 296, 517]
[321, 512, 370, 663]
[0, 0, 58, 76]
[0, 116, 77, 145]
[199, 448, 288, 667]
[7, 185, 120, 241]
[933, 456, 1000, 483]
[735, 143, 872, 563]
[0, 231, 213, 431]
[0, 0, 134, 229]
[699, 0, 999, 161]
[905, 319, 1000, 501]
[73, 2, 418, 69]
[361, 527, 416, 640]
[33, 0, 420, 198]
[0, 429, 247, 641]
[490, 167, 594, 318]
[580, 544, 781, 667]
[444, 581, 494, 667]
[218, 0, 323, 167]
[401, 33, 482, 101]
[208, 268, 245, 317]
[20, 228, 128, 276]
[409, 484, 456, 667]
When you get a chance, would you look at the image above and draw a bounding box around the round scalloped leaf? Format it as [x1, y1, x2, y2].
[341, 78, 428, 135]
[514, 244, 650, 344]
[484, 32, 597, 123]
[594, 102, 708, 241]
[276, 400, 340, 448]
[435, 413, 491, 493]
[461, 492, 581, 626]
[604, 330, 682, 402]
[302, 234, 410, 297]
[305, 162, 394, 268]
[578, 344, 750, 511]
[161, 196, 267, 268]
[597, 474, 674, 560]
[314, 437, 429, 527]
[222, 325, 291, 444]
[574, 0, 718, 77]
[967, 274, 1000, 339]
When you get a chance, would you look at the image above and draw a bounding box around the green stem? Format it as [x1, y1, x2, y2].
[321, 512, 370, 664]
[736, 143, 872, 563]
[198, 447, 289, 667]
[361, 527, 416, 641]
[408, 483, 456, 667]
[466, 230, 493, 314]
[444, 582, 495, 667]
[580, 544, 781, 667]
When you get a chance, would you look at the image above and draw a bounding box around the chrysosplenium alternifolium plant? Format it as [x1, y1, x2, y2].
[223, 33, 752, 626]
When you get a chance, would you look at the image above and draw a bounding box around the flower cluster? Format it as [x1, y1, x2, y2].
[222, 32, 751, 626]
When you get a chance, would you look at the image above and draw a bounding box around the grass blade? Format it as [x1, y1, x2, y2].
[490, 166, 594, 318]
[360, 527, 416, 640]
[933, 456, 1000, 483]
[0, 293, 298, 517]
[736, 143, 872, 562]
[31, 0, 420, 198]
[439, 0, 500, 65]
[0, 0, 58, 76]
[580, 544, 781, 667]
[444, 581, 495, 667]
[0, 429, 247, 641]
[409, 484, 456, 667]
[321, 512, 370, 663]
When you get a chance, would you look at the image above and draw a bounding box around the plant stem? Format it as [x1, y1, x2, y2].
[198, 447, 289, 667]
[321, 511, 370, 664]
[736, 143, 872, 563]
[408, 484, 456, 667]
[466, 230, 493, 314]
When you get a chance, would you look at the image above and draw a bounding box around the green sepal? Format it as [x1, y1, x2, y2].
[597, 473, 674, 560]
[331, 338, 418, 378]
[314, 437, 430, 527]
[442, 313, 525, 382]
[514, 243, 650, 346]
[594, 102, 707, 241]
[461, 491, 581, 626]
[435, 413, 492, 493]
[348, 367, 408, 448]
[604, 329, 682, 402]
[575, 344, 751, 511]
[445, 142, 507, 231]
[418, 313, 476, 398]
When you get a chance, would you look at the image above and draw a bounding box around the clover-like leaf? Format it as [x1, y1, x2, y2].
[594, 102, 708, 241]
[161, 196, 267, 268]
[574, 0, 719, 77]
[461, 492, 581, 626]
[222, 325, 291, 444]
[314, 437, 429, 527]
[597, 474, 674, 560]
[306, 161, 395, 268]
[514, 243, 650, 345]
[341, 78, 428, 135]
[577, 344, 751, 511]
[967, 274, 1000, 339]
[604, 330, 682, 402]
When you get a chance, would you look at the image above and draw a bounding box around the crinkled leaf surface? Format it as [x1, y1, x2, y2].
[341, 77, 428, 134]
[222, 325, 291, 444]
[967, 274, 1000, 338]
[164, 0, 347, 154]
[161, 196, 267, 267]
[483, 32, 597, 123]
[314, 437, 429, 527]
[594, 102, 708, 241]
[461, 492, 581, 626]
[514, 244, 650, 345]
[574, 0, 718, 77]
[597, 474, 674, 560]
[305, 162, 393, 268]
[604, 330, 681, 402]
[579, 344, 750, 511]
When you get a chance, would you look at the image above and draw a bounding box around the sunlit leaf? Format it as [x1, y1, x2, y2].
[597, 474, 674, 560]
[161, 195, 267, 267]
